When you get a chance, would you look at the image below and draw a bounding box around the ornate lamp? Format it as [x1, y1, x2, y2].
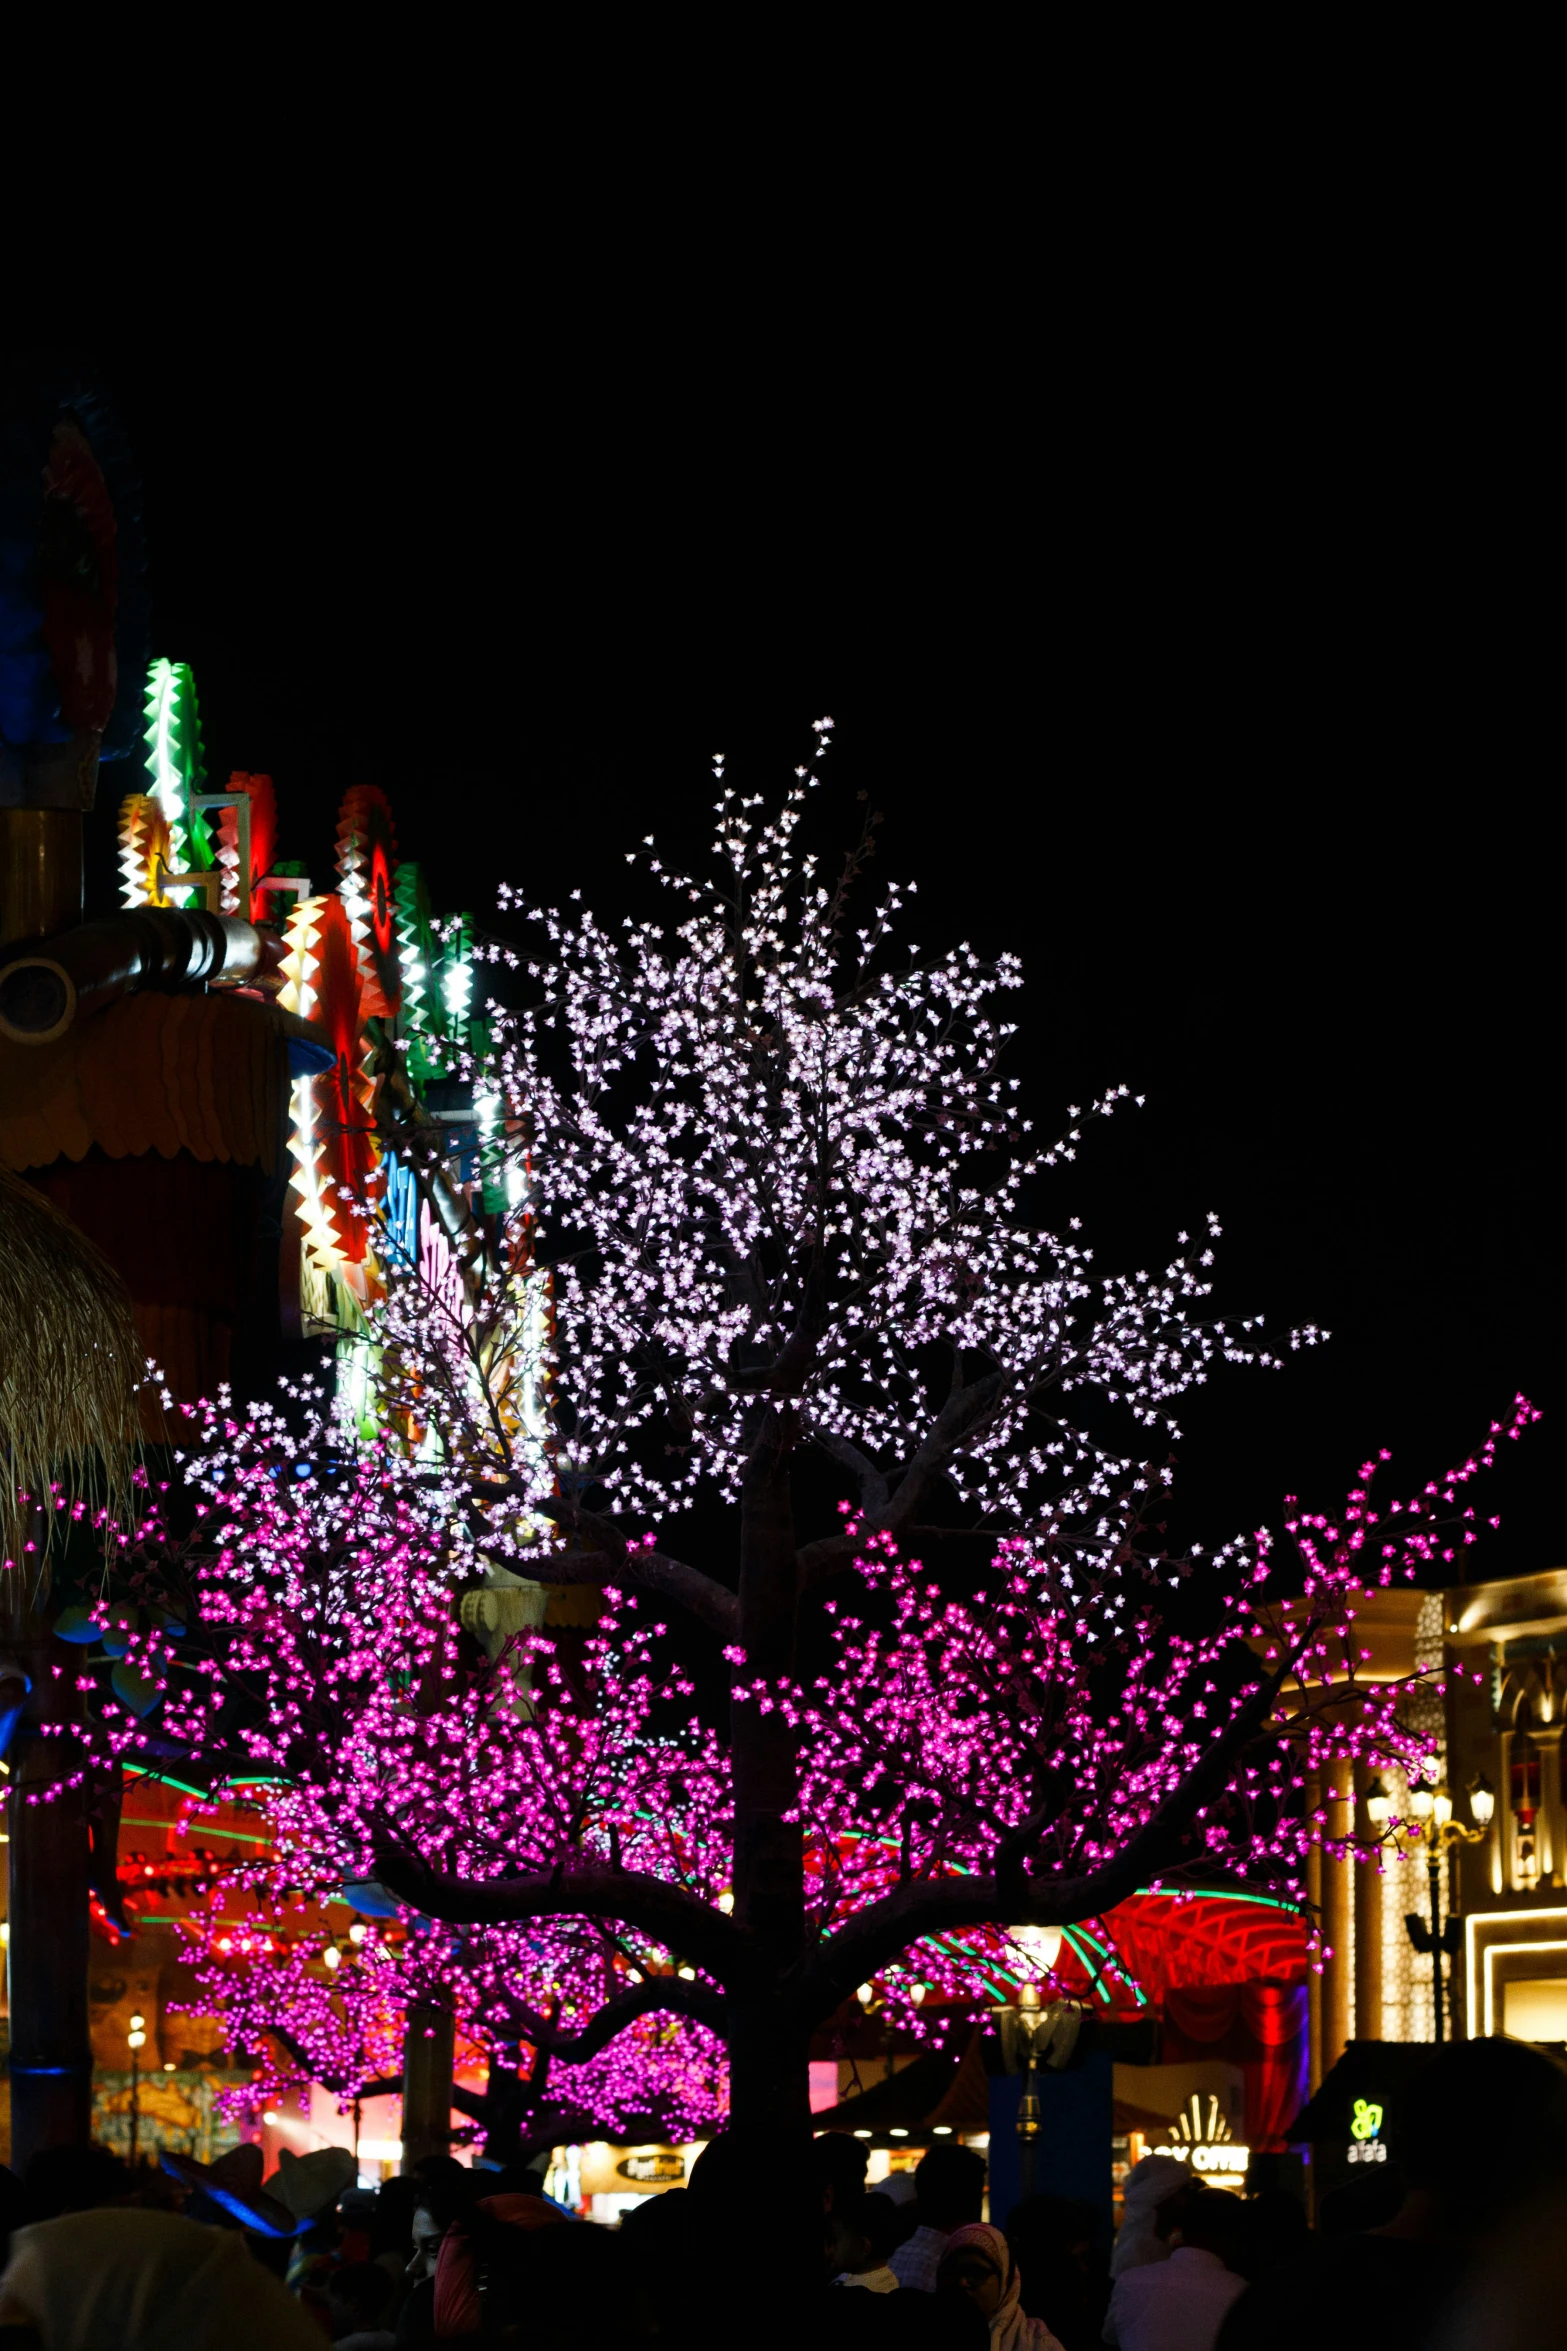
[1402, 1782, 1487, 2039]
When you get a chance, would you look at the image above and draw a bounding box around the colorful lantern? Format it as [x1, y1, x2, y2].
[116, 792, 174, 908]
[335, 785, 402, 1019]
[279, 894, 380, 1279]
[140, 658, 208, 891]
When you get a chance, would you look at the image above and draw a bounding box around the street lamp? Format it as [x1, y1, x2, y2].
[1011, 1925, 1064, 1978]
[1400, 1783, 1486, 2041]
[127, 2012, 147, 2169]
[993, 1926, 1077, 2200]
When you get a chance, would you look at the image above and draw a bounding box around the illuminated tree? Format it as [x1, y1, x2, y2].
[83, 747, 1530, 2158]
[178, 1891, 728, 2164]
[94, 1443, 728, 2160]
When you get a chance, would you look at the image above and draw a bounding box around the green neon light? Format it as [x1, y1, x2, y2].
[395, 861, 438, 1074]
[142, 658, 208, 884]
[1133, 1888, 1302, 1914]
[1061, 1926, 1113, 2004]
[1350, 2098, 1384, 2141]
[1061, 1923, 1148, 2007]
[133, 1916, 252, 1929]
[120, 1767, 280, 1802]
[920, 1924, 1146, 2011]
[120, 1819, 270, 1845]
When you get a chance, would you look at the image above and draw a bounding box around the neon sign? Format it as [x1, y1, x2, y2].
[1149, 2141, 1252, 2175]
[1149, 2092, 1250, 2176]
[617, 2150, 685, 2184]
[1350, 2098, 1384, 2141]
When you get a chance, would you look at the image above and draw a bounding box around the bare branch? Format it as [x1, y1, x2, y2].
[371, 1841, 748, 1987]
[880, 1371, 1006, 1531]
[796, 1375, 1005, 1592]
[530, 1498, 739, 1643]
[792, 1664, 1286, 2019]
[811, 1431, 889, 1519]
[482, 1973, 727, 2057]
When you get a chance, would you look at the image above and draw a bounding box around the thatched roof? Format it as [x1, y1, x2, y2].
[1, 1165, 142, 1601]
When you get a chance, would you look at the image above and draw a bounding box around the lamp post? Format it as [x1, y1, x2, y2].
[996, 1926, 1065, 2200]
[1370, 1776, 1494, 2040]
[126, 2011, 147, 2170]
[855, 1975, 927, 2087]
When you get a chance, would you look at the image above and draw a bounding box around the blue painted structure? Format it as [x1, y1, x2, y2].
[987, 2050, 1114, 2244]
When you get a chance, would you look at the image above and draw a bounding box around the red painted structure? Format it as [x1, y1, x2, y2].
[1053, 1890, 1310, 2153]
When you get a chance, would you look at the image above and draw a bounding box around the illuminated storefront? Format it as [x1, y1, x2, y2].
[1445, 1572, 1567, 2046]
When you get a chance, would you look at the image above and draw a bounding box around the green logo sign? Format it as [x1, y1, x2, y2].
[1350, 2099, 1384, 2142]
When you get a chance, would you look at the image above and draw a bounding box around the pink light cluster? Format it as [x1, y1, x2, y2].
[60, 1391, 1533, 2093]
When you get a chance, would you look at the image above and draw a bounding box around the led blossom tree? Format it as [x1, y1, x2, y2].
[95, 1444, 730, 2160]
[360, 751, 1524, 2131]
[83, 743, 1528, 2160]
[177, 1887, 729, 2164]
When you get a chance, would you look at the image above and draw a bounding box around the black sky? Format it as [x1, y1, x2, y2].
[71, 328, 1559, 1580]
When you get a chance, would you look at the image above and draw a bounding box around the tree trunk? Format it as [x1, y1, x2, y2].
[710, 1985, 819, 2323]
[730, 1449, 808, 2144]
[478, 2047, 533, 2168]
[725, 1990, 812, 2141]
[4, 1612, 92, 2167]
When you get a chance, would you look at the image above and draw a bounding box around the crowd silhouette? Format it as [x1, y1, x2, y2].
[0, 2038, 1560, 2345]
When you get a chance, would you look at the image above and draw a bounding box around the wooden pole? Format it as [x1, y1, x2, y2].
[1354, 1760, 1384, 2042]
[401, 2003, 456, 2172]
[1306, 1773, 1323, 2097]
[1321, 1778, 1352, 2075]
[0, 808, 83, 948]
[4, 1613, 92, 2168]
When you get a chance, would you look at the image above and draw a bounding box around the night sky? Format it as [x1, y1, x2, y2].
[73, 338, 1559, 1583]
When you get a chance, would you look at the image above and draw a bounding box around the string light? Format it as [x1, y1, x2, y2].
[52, 751, 1536, 2125]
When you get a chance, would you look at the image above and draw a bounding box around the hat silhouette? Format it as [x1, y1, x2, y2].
[160, 2141, 297, 2237]
[273, 2143, 358, 2220]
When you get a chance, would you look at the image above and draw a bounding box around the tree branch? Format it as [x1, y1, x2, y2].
[356, 2070, 492, 2127]
[811, 1432, 889, 1519]
[797, 1373, 1006, 1593]
[370, 1840, 749, 1987]
[513, 2110, 611, 2169]
[482, 1973, 727, 2058]
[534, 1499, 739, 1643]
[880, 1370, 1005, 1533]
[789, 1665, 1287, 2020]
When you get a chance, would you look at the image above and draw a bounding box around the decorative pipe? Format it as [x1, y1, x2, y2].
[0, 809, 84, 947]
[0, 908, 265, 1046]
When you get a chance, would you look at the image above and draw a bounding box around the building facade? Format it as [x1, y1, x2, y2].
[1304, 1568, 1567, 2094]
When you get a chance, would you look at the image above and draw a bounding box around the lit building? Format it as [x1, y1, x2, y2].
[1293, 1572, 1567, 2075]
[1444, 1570, 1567, 2044]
